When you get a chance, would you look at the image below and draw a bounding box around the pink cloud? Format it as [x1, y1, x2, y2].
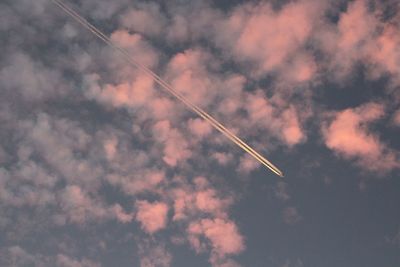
[187, 218, 244, 256]
[245, 92, 273, 122]
[135, 200, 169, 234]
[317, 0, 400, 85]
[150, 97, 177, 120]
[188, 118, 213, 138]
[244, 92, 306, 147]
[337, 0, 375, 51]
[171, 190, 188, 221]
[329, 0, 378, 78]
[171, 176, 232, 221]
[111, 204, 134, 224]
[281, 106, 306, 146]
[110, 30, 159, 69]
[152, 120, 192, 167]
[215, 0, 321, 76]
[210, 257, 242, 267]
[211, 152, 233, 166]
[5, 1, 400, 266]
[195, 189, 227, 214]
[103, 136, 118, 160]
[237, 154, 260, 174]
[321, 103, 399, 172]
[365, 25, 400, 84]
[165, 49, 218, 107]
[285, 53, 317, 83]
[215, 74, 246, 117]
[86, 74, 156, 110]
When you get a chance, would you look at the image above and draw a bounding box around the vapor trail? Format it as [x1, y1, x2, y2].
[50, 0, 284, 177]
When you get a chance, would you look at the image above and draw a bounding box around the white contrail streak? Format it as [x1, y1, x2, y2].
[50, 0, 284, 177]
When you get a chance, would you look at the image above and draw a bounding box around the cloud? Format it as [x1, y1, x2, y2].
[281, 106, 306, 146]
[2, 0, 400, 266]
[188, 118, 213, 138]
[81, 0, 130, 20]
[106, 169, 165, 196]
[321, 103, 399, 172]
[171, 176, 233, 222]
[274, 181, 290, 202]
[393, 109, 400, 126]
[56, 254, 100, 267]
[120, 3, 166, 38]
[135, 200, 169, 234]
[0, 161, 56, 208]
[332, 0, 379, 79]
[59, 185, 107, 224]
[214, 0, 322, 77]
[337, 0, 376, 51]
[12, 0, 48, 17]
[317, 0, 400, 86]
[211, 152, 233, 166]
[152, 120, 192, 167]
[21, 113, 102, 189]
[86, 74, 156, 110]
[0, 246, 100, 267]
[187, 218, 244, 256]
[111, 204, 135, 223]
[195, 189, 227, 214]
[0, 52, 64, 102]
[0, 246, 40, 266]
[244, 91, 306, 147]
[164, 48, 220, 107]
[237, 154, 260, 174]
[111, 30, 160, 69]
[138, 242, 172, 267]
[282, 207, 302, 225]
[367, 25, 400, 81]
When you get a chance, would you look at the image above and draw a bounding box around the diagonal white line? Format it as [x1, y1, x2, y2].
[50, 0, 284, 177]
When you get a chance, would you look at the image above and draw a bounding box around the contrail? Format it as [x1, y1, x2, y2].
[50, 0, 284, 177]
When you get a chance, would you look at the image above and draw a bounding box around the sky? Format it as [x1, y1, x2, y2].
[0, 0, 400, 266]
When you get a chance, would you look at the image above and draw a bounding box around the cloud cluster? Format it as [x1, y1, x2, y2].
[1, 0, 400, 266]
[135, 200, 169, 234]
[214, 0, 321, 80]
[321, 102, 399, 172]
[0, 246, 100, 267]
